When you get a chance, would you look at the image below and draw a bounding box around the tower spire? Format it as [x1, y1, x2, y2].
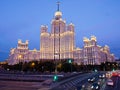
[57, 1, 60, 11]
[55, 1, 62, 19]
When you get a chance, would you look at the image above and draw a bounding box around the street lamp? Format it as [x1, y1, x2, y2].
[31, 62, 35, 67]
[31, 62, 35, 71]
[18, 54, 22, 63]
[68, 59, 72, 72]
[68, 59, 72, 64]
[18, 54, 23, 71]
[95, 69, 97, 72]
[53, 74, 58, 81]
[112, 68, 115, 71]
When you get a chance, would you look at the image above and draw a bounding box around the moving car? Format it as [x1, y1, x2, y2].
[118, 72, 120, 77]
[106, 72, 112, 78]
[106, 79, 114, 86]
[91, 83, 100, 90]
[112, 72, 118, 77]
[88, 77, 96, 83]
[99, 74, 105, 79]
[97, 79, 102, 85]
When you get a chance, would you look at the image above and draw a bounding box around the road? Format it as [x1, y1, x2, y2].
[0, 72, 112, 90]
[50, 72, 101, 90]
[0, 72, 90, 90]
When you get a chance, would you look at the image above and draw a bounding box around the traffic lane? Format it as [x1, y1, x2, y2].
[76, 78, 90, 90]
[117, 77, 120, 90]
[76, 73, 104, 90]
[76, 77, 88, 86]
[104, 85, 114, 90]
[52, 73, 97, 90]
[114, 76, 120, 90]
[77, 74, 99, 89]
[83, 79, 104, 90]
[117, 77, 120, 89]
[56, 74, 91, 90]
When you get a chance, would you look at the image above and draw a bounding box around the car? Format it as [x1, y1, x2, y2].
[99, 74, 105, 79]
[88, 77, 96, 83]
[112, 72, 118, 77]
[76, 84, 85, 90]
[118, 73, 120, 77]
[106, 79, 114, 86]
[106, 72, 112, 78]
[97, 79, 102, 85]
[91, 83, 100, 90]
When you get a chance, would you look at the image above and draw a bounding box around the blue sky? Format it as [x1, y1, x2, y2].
[0, 0, 120, 61]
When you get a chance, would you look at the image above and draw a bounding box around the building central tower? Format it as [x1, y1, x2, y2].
[40, 2, 75, 60]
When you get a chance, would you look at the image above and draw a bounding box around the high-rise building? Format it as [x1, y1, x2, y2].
[7, 3, 115, 65]
[40, 3, 74, 60]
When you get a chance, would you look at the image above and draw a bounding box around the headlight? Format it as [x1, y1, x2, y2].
[96, 86, 98, 89]
[91, 86, 93, 88]
[98, 82, 100, 85]
[103, 75, 105, 77]
[82, 85, 85, 88]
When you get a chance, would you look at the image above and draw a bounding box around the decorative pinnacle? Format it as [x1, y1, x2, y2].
[57, 1, 60, 11]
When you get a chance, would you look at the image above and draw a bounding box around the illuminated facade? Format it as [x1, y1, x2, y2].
[8, 40, 40, 64]
[40, 10, 74, 60]
[7, 3, 115, 65]
[83, 36, 115, 65]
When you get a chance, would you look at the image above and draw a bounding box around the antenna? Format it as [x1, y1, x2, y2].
[57, 1, 60, 11]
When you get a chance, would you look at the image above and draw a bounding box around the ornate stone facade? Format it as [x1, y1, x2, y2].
[82, 36, 115, 65]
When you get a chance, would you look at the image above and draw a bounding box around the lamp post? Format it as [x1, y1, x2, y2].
[68, 59, 72, 72]
[31, 62, 35, 71]
[18, 54, 23, 71]
[18, 54, 22, 63]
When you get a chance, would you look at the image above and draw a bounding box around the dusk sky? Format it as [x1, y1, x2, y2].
[0, 0, 120, 61]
